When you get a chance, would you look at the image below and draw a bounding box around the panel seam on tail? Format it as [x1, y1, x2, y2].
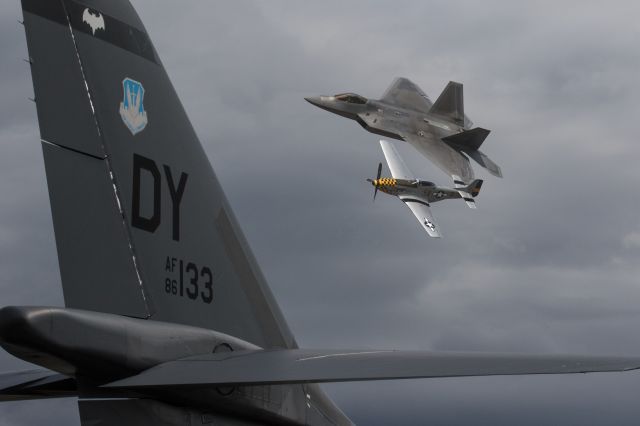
[60, 0, 152, 317]
[41, 139, 105, 161]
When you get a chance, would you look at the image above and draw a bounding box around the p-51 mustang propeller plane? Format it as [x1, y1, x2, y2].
[369, 140, 482, 238]
[1, 1, 640, 425]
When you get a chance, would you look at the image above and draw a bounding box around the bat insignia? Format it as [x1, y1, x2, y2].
[82, 8, 105, 35]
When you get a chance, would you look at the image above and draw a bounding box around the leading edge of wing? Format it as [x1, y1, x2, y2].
[379, 140, 414, 180]
[103, 349, 640, 389]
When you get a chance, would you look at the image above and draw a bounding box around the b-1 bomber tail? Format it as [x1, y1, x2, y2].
[20, 0, 295, 350]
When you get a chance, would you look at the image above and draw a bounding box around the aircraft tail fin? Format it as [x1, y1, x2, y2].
[442, 128, 502, 178]
[442, 127, 491, 151]
[429, 81, 465, 125]
[464, 179, 483, 198]
[21, 0, 295, 349]
[453, 176, 481, 209]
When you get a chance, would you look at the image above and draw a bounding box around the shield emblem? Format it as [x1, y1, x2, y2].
[119, 78, 148, 135]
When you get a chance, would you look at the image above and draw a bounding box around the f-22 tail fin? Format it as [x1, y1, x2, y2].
[430, 81, 465, 125]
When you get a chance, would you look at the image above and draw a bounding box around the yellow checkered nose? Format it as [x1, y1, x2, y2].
[375, 178, 396, 187]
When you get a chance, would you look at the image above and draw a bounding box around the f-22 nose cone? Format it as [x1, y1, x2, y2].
[304, 96, 322, 107]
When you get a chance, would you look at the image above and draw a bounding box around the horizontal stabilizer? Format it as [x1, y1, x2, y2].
[467, 149, 503, 178]
[430, 81, 464, 124]
[453, 176, 480, 209]
[0, 369, 75, 401]
[458, 191, 476, 209]
[104, 349, 640, 388]
[442, 128, 491, 152]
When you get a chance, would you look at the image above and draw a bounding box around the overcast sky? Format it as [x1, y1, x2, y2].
[2, 0, 640, 425]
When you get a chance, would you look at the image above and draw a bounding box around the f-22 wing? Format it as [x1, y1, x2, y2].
[380, 141, 442, 238]
[402, 132, 476, 184]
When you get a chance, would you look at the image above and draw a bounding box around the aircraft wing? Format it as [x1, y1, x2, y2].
[378, 139, 440, 237]
[0, 369, 75, 401]
[104, 349, 640, 388]
[379, 140, 414, 180]
[380, 78, 433, 113]
[403, 133, 475, 183]
[397, 194, 442, 237]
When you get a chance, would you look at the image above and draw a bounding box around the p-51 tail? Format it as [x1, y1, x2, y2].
[453, 176, 483, 209]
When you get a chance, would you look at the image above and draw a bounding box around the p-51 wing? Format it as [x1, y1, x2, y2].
[379, 140, 441, 237]
[380, 139, 414, 180]
[398, 195, 441, 238]
[104, 349, 640, 388]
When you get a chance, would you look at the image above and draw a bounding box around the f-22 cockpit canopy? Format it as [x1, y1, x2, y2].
[334, 93, 368, 104]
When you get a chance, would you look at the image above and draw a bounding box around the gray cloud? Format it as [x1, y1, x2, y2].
[1, 0, 640, 424]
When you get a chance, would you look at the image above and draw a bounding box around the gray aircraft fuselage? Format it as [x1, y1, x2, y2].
[305, 94, 464, 152]
[371, 177, 461, 202]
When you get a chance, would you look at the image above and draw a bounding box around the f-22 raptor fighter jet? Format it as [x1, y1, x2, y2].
[1, 1, 640, 425]
[369, 140, 483, 238]
[306, 78, 502, 184]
